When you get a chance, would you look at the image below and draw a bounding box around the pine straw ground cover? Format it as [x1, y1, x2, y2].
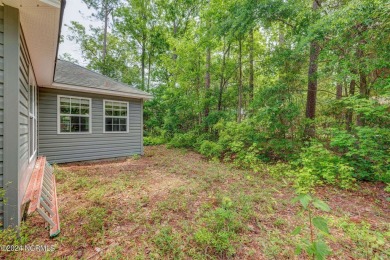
[1, 145, 389, 259]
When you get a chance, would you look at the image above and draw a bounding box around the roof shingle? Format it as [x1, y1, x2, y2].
[54, 59, 152, 99]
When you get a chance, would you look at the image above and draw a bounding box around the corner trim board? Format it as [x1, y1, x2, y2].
[3, 5, 21, 227]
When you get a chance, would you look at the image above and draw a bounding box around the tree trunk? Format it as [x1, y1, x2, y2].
[335, 83, 343, 122]
[249, 29, 254, 103]
[336, 83, 343, 100]
[356, 71, 367, 126]
[238, 38, 243, 123]
[172, 22, 178, 61]
[102, 6, 108, 74]
[218, 43, 229, 111]
[346, 78, 356, 131]
[147, 51, 152, 91]
[304, 0, 321, 139]
[356, 44, 367, 126]
[141, 34, 146, 90]
[205, 46, 211, 119]
[197, 57, 202, 125]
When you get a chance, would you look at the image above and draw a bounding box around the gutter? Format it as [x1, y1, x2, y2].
[44, 82, 154, 101]
[53, 0, 66, 82]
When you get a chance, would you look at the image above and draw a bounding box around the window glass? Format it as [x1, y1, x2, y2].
[104, 100, 128, 132]
[59, 96, 91, 133]
[28, 66, 37, 160]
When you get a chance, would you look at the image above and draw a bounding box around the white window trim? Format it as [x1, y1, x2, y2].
[57, 95, 92, 135]
[103, 99, 129, 134]
[28, 65, 37, 163]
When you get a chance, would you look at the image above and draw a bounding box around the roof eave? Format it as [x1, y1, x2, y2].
[1, 0, 64, 86]
[44, 82, 153, 100]
[53, 0, 67, 83]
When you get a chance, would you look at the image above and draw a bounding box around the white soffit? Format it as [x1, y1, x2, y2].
[1, 0, 61, 86]
[40, 0, 60, 8]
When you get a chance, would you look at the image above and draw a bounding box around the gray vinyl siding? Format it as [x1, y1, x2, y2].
[2, 6, 36, 228]
[18, 26, 35, 206]
[38, 88, 143, 164]
[0, 6, 4, 226]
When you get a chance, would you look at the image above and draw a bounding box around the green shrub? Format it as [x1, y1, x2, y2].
[215, 118, 299, 169]
[194, 132, 213, 150]
[330, 127, 390, 182]
[144, 136, 166, 146]
[198, 140, 223, 159]
[293, 142, 355, 193]
[168, 132, 197, 148]
[216, 121, 265, 170]
[268, 163, 293, 179]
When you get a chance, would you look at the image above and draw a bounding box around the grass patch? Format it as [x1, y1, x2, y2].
[2, 146, 388, 259]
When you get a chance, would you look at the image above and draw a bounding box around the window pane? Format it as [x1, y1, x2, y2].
[34, 119, 37, 152]
[61, 106, 70, 114]
[113, 109, 120, 116]
[106, 118, 112, 125]
[119, 118, 126, 125]
[113, 118, 119, 124]
[60, 97, 70, 114]
[61, 123, 70, 132]
[81, 108, 89, 115]
[113, 125, 119, 131]
[60, 116, 70, 132]
[71, 123, 80, 132]
[105, 110, 112, 116]
[80, 117, 89, 125]
[120, 125, 127, 132]
[80, 124, 89, 132]
[105, 124, 112, 132]
[29, 85, 34, 112]
[71, 98, 81, 105]
[60, 97, 70, 106]
[105, 102, 112, 115]
[120, 109, 127, 116]
[81, 99, 89, 105]
[71, 103, 80, 114]
[81, 101, 89, 115]
[60, 116, 71, 124]
[29, 117, 34, 156]
[106, 102, 113, 109]
[71, 117, 80, 124]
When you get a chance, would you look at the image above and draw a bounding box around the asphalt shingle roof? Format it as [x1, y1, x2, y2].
[54, 59, 152, 99]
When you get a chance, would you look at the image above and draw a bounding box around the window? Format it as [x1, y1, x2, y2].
[29, 66, 37, 161]
[104, 100, 128, 133]
[58, 95, 91, 133]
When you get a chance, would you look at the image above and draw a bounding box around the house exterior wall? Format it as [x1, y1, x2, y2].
[19, 23, 36, 210]
[38, 88, 143, 164]
[0, 6, 4, 227]
[2, 5, 36, 228]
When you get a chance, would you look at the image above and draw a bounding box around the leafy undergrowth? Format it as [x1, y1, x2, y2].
[1, 146, 388, 259]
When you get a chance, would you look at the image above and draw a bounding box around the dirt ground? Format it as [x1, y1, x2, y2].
[1, 145, 389, 259]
